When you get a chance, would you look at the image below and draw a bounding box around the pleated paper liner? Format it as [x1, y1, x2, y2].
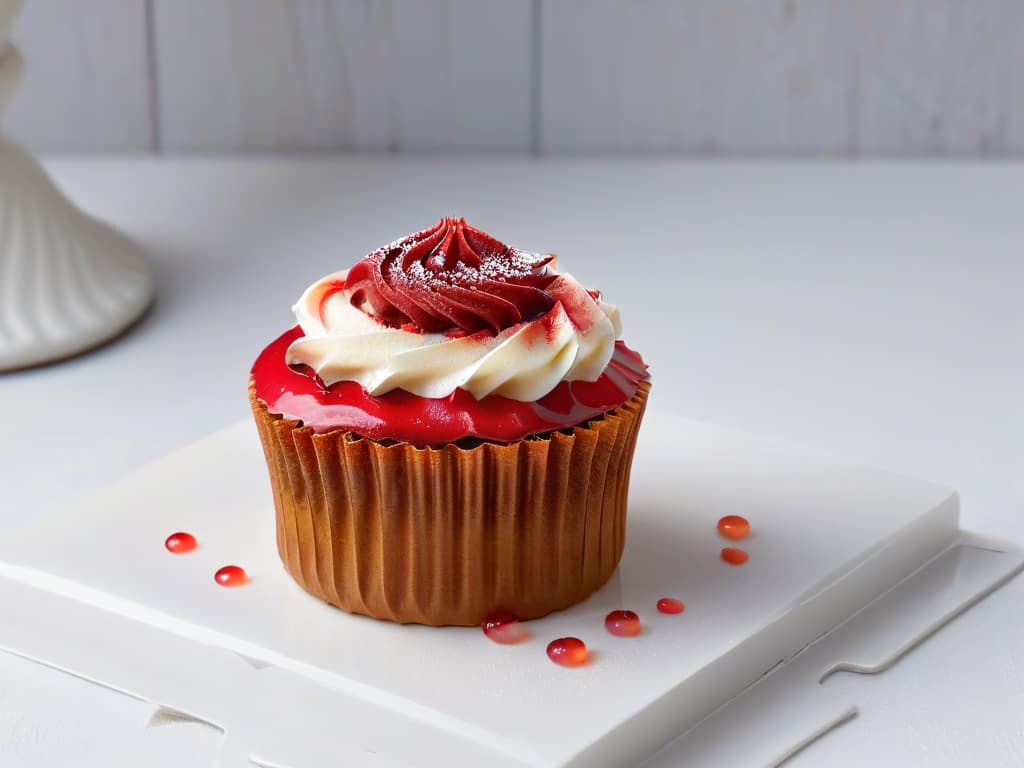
[250, 381, 650, 626]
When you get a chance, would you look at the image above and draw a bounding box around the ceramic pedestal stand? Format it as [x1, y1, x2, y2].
[0, 0, 153, 371]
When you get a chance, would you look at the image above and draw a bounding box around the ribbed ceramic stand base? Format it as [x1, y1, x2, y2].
[0, 138, 154, 370]
[251, 382, 650, 626]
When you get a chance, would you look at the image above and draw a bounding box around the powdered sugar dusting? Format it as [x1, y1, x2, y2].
[384, 244, 550, 292]
[342, 218, 562, 334]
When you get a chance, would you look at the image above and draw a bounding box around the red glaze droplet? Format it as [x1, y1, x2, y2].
[546, 637, 589, 667]
[657, 597, 685, 615]
[605, 610, 642, 637]
[214, 565, 249, 587]
[482, 612, 531, 645]
[721, 547, 750, 565]
[717, 515, 750, 540]
[164, 532, 197, 554]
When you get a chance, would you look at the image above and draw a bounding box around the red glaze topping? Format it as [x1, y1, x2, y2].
[214, 565, 249, 587]
[252, 326, 648, 445]
[717, 515, 751, 540]
[605, 609, 642, 637]
[164, 532, 197, 554]
[546, 637, 589, 667]
[344, 217, 558, 334]
[721, 547, 750, 566]
[481, 612, 531, 645]
[657, 597, 685, 615]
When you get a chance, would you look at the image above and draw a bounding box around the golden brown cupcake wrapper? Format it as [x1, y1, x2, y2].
[250, 381, 649, 626]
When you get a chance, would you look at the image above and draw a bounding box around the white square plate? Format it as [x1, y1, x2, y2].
[0, 410, 1013, 767]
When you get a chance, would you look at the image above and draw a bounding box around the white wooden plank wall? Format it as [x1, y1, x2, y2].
[541, 0, 1024, 156]
[4, 0, 1023, 155]
[4, 0, 151, 152]
[153, 0, 533, 153]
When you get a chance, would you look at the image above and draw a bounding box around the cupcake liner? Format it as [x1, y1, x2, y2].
[250, 381, 649, 626]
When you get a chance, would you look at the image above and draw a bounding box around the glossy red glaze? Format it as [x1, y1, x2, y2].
[164, 532, 197, 554]
[721, 547, 750, 566]
[214, 565, 249, 587]
[252, 326, 648, 445]
[717, 515, 750, 540]
[481, 612, 531, 645]
[604, 609, 642, 637]
[656, 597, 685, 615]
[546, 637, 589, 667]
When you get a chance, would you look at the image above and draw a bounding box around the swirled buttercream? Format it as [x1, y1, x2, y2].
[286, 218, 623, 402]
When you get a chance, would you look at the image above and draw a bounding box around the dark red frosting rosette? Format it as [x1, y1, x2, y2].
[345, 217, 558, 334]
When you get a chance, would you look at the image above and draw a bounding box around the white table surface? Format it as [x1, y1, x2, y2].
[1, 157, 1022, 767]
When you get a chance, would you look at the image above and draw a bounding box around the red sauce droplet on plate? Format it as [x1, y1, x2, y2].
[164, 532, 197, 554]
[721, 547, 749, 565]
[482, 612, 530, 645]
[605, 610, 642, 637]
[547, 637, 589, 667]
[657, 597, 685, 615]
[214, 565, 249, 587]
[717, 515, 750, 540]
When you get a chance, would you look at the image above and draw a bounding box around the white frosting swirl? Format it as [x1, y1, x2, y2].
[286, 268, 622, 401]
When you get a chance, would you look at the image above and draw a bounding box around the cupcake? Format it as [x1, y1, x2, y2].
[250, 217, 650, 625]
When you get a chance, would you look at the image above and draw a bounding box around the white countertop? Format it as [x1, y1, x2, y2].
[2, 157, 1022, 767]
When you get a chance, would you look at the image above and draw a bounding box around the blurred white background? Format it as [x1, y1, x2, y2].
[5, 0, 1023, 156]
